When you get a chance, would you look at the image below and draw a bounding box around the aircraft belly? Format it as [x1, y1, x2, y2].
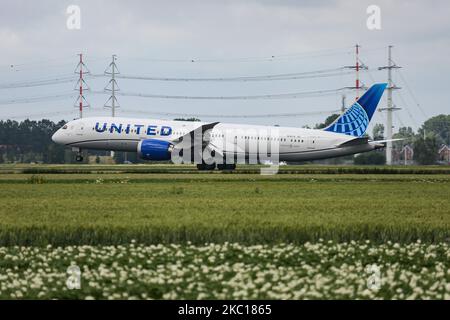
[279, 144, 376, 161]
[70, 139, 138, 152]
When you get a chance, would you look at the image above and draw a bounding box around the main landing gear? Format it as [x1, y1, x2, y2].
[196, 163, 216, 171]
[217, 164, 236, 171]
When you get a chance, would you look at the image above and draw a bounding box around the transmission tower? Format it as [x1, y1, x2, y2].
[74, 53, 90, 118]
[378, 45, 401, 165]
[104, 55, 120, 158]
[344, 44, 368, 101]
[104, 54, 120, 117]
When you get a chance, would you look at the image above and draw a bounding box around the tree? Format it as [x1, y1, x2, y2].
[314, 114, 339, 129]
[354, 151, 386, 165]
[392, 126, 415, 151]
[413, 134, 440, 165]
[372, 123, 384, 141]
[419, 114, 450, 145]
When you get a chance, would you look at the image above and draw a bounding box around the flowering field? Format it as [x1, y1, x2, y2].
[0, 241, 448, 300]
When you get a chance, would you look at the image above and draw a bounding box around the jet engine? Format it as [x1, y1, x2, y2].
[137, 139, 174, 161]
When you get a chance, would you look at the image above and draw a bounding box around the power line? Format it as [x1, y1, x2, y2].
[1, 107, 340, 121]
[0, 92, 75, 105]
[105, 87, 346, 100]
[118, 109, 341, 119]
[0, 75, 77, 89]
[0, 86, 349, 105]
[1, 110, 72, 120]
[396, 90, 419, 128]
[395, 68, 427, 118]
[0, 66, 355, 88]
[87, 66, 357, 82]
[117, 46, 355, 64]
[105, 68, 355, 82]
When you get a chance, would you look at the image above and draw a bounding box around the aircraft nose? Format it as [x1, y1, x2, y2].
[51, 130, 62, 144]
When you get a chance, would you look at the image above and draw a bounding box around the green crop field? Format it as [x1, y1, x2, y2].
[0, 165, 449, 245]
[1, 164, 449, 299]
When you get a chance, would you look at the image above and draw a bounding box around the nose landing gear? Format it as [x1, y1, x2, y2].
[72, 147, 84, 162]
[75, 154, 84, 162]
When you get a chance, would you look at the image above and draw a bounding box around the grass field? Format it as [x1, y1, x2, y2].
[0, 165, 449, 245]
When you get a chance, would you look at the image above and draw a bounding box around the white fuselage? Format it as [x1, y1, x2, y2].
[52, 117, 376, 162]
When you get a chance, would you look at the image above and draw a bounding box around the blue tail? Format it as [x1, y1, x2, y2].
[324, 83, 387, 137]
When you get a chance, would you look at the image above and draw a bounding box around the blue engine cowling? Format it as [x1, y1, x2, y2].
[138, 139, 174, 161]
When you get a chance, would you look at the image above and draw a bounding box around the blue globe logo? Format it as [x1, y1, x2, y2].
[327, 103, 369, 137]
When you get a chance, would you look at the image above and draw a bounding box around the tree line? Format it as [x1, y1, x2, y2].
[0, 119, 67, 163]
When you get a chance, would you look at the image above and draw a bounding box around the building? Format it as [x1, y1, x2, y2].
[438, 145, 450, 164]
[88, 155, 116, 164]
[393, 145, 414, 165]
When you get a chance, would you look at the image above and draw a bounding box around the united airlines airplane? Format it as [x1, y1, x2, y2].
[52, 83, 391, 170]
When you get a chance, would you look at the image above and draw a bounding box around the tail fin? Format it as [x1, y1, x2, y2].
[324, 83, 387, 137]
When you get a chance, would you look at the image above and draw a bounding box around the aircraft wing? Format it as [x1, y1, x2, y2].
[172, 122, 219, 146]
[337, 137, 405, 149]
[171, 122, 220, 162]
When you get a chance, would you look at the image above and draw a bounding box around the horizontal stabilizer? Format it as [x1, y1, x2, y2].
[369, 138, 405, 144]
[337, 137, 369, 147]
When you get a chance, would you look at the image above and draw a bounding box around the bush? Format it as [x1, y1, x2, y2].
[354, 152, 386, 165]
[27, 175, 46, 184]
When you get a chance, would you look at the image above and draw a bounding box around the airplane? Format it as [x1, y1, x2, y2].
[52, 83, 392, 170]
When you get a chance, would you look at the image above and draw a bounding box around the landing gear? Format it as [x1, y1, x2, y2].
[217, 164, 236, 171]
[196, 163, 216, 171]
[73, 148, 84, 162]
[196, 163, 236, 171]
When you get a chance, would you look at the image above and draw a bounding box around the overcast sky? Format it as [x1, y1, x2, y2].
[0, 0, 449, 132]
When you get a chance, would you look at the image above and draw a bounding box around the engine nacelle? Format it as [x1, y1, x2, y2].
[138, 139, 174, 161]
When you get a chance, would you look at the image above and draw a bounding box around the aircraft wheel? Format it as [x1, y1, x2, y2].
[197, 163, 216, 171]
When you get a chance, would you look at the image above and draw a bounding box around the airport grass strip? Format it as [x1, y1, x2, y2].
[1, 164, 450, 175]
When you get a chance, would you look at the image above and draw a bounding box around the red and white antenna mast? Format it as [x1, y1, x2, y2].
[344, 44, 367, 104]
[74, 53, 90, 118]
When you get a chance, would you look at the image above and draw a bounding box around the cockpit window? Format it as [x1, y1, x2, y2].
[62, 124, 68, 129]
